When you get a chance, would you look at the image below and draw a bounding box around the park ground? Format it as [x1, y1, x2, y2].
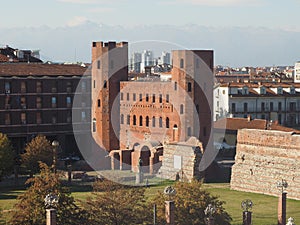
[0, 170, 299, 225]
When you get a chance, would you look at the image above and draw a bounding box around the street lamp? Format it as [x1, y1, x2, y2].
[241, 199, 253, 225]
[164, 186, 176, 225]
[277, 179, 288, 225]
[52, 140, 59, 174]
[44, 193, 59, 225]
[204, 204, 216, 225]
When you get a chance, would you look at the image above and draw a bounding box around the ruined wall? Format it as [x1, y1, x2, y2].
[230, 129, 300, 200]
[157, 143, 202, 182]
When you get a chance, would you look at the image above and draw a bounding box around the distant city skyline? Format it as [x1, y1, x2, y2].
[0, 0, 299, 66]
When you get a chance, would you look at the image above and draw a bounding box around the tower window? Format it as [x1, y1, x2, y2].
[93, 118, 96, 132]
[98, 99, 101, 107]
[166, 94, 169, 103]
[146, 116, 149, 127]
[139, 94, 142, 101]
[180, 104, 184, 114]
[97, 60, 101, 69]
[146, 94, 149, 102]
[187, 127, 191, 136]
[127, 93, 129, 101]
[133, 93, 136, 101]
[174, 82, 177, 91]
[120, 114, 124, 124]
[180, 58, 184, 68]
[188, 82, 192, 92]
[103, 80, 107, 89]
[166, 117, 170, 128]
[159, 94, 162, 103]
[152, 94, 155, 103]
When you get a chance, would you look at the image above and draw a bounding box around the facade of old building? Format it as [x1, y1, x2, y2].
[214, 82, 300, 128]
[0, 63, 91, 155]
[231, 129, 300, 200]
[91, 41, 214, 174]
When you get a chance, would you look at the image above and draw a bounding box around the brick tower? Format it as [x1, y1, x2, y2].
[91, 41, 128, 151]
[171, 50, 213, 148]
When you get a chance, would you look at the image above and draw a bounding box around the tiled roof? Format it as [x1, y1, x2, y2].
[214, 117, 300, 134]
[214, 117, 266, 130]
[0, 63, 89, 76]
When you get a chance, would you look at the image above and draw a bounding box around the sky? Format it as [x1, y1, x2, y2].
[1, 0, 300, 30]
[0, 0, 300, 66]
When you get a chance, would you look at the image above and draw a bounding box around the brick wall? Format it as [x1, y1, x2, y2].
[230, 129, 300, 200]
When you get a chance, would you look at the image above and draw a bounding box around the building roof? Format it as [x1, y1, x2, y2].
[0, 63, 89, 77]
[214, 117, 300, 134]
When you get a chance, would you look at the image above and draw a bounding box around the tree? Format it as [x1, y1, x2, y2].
[0, 133, 14, 180]
[151, 180, 232, 225]
[82, 180, 152, 225]
[9, 163, 87, 225]
[21, 135, 53, 176]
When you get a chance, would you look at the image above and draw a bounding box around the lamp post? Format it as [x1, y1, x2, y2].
[241, 199, 253, 225]
[277, 179, 288, 225]
[164, 186, 176, 225]
[52, 141, 59, 174]
[44, 193, 59, 225]
[204, 204, 216, 225]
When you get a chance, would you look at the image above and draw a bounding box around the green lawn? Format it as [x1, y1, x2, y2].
[1, 177, 300, 225]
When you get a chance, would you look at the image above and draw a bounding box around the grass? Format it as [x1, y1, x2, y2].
[1, 174, 300, 225]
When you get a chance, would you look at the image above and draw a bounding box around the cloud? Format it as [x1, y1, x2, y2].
[88, 7, 115, 13]
[161, 0, 263, 7]
[66, 16, 89, 26]
[57, 0, 101, 4]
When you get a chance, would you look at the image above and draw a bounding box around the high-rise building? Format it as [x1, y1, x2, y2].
[129, 52, 142, 73]
[140, 50, 154, 73]
[294, 61, 300, 83]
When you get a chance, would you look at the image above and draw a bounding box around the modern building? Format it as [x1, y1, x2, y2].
[91, 41, 213, 174]
[129, 52, 142, 73]
[140, 50, 154, 73]
[294, 61, 300, 83]
[0, 63, 91, 155]
[214, 82, 300, 128]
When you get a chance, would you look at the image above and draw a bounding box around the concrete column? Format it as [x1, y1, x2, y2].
[278, 192, 287, 225]
[149, 157, 154, 175]
[243, 211, 252, 225]
[46, 209, 56, 225]
[165, 201, 175, 225]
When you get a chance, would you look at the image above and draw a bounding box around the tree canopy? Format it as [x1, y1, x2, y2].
[9, 163, 86, 225]
[151, 180, 232, 225]
[0, 133, 14, 180]
[82, 180, 152, 225]
[21, 135, 53, 176]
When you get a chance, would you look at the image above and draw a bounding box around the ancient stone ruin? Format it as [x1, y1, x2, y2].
[231, 129, 300, 200]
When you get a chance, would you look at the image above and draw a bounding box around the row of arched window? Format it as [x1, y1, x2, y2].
[121, 114, 170, 128]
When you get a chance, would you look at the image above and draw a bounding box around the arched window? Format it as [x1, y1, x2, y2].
[152, 117, 156, 127]
[159, 117, 163, 128]
[180, 104, 184, 114]
[120, 114, 124, 124]
[127, 115, 130, 125]
[180, 58, 184, 68]
[146, 116, 149, 127]
[139, 115, 143, 126]
[133, 115, 136, 125]
[92, 118, 96, 132]
[166, 117, 170, 128]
